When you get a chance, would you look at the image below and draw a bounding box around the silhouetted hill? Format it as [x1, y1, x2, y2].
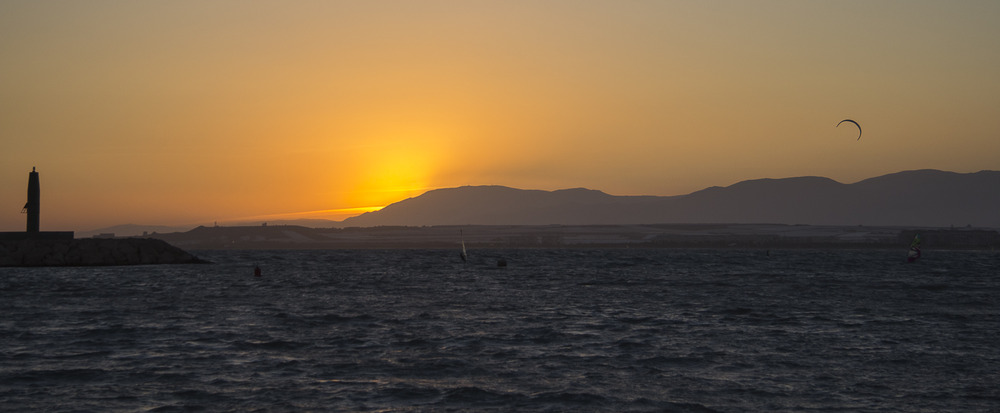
[341, 170, 1000, 227]
[342, 185, 663, 226]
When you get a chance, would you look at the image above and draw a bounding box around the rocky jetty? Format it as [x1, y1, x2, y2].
[0, 238, 208, 267]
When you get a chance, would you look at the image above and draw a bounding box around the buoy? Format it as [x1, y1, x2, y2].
[254, 265, 262, 277]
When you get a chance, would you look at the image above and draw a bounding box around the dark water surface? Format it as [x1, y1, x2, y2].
[1, 249, 998, 412]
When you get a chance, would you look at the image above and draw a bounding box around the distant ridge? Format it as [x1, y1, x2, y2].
[78, 219, 341, 238]
[77, 224, 197, 239]
[341, 170, 1000, 228]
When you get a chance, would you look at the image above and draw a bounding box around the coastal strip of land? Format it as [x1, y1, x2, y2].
[143, 224, 1000, 250]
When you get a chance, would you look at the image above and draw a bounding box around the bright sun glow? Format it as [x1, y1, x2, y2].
[344, 131, 452, 209]
[224, 206, 385, 224]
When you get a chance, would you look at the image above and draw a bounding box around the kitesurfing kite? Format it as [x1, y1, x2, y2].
[837, 119, 862, 140]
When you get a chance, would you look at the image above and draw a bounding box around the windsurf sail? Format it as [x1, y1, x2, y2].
[907, 234, 921, 262]
[460, 230, 468, 262]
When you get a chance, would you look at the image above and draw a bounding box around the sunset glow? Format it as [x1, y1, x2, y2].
[224, 206, 385, 225]
[2, 1, 998, 231]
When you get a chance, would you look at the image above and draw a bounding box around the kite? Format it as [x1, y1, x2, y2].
[837, 119, 862, 140]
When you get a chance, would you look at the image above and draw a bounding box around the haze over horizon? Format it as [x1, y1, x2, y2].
[3, 1, 998, 231]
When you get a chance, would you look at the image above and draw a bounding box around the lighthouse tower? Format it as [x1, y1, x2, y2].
[25, 167, 40, 233]
[1, 167, 73, 241]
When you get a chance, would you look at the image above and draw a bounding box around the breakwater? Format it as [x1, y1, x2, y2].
[0, 238, 208, 267]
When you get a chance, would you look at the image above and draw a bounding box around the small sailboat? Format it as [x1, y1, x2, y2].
[460, 230, 468, 263]
[906, 234, 921, 262]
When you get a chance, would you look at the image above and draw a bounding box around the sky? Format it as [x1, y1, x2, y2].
[2, 1, 998, 231]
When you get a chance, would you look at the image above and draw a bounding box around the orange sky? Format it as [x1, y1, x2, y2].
[2, 1, 999, 231]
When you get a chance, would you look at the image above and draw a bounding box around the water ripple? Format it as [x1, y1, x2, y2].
[0, 249, 998, 411]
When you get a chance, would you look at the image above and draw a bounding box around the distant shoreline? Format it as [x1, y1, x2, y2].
[143, 224, 1000, 251]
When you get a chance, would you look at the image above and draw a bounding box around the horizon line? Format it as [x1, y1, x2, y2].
[219, 206, 386, 223]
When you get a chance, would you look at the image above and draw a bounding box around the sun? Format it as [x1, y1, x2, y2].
[347, 138, 445, 208]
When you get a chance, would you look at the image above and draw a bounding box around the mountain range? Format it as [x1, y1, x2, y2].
[341, 169, 1000, 228]
[80, 169, 999, 237]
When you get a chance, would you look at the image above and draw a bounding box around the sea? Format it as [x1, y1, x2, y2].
[1, 248, 997, 412]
